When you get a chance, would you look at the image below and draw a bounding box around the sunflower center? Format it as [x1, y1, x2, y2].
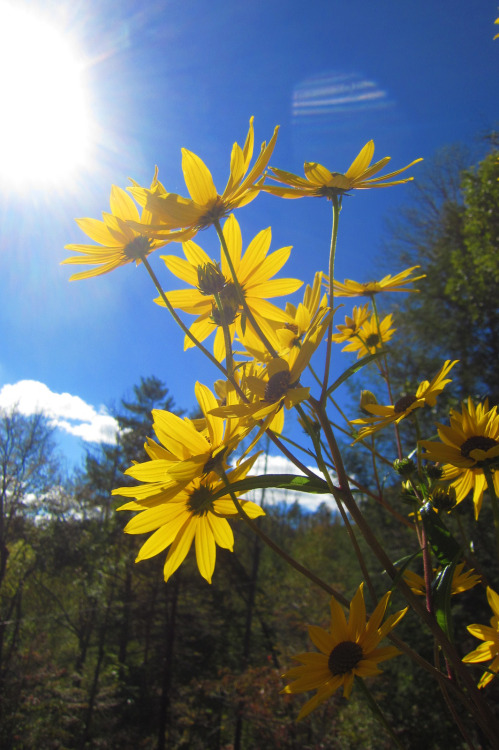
[364, 333, 380, 348]
[394, 394, 418, 414]
[328, 641, 363, 676]
[460, 435, 498, 459]
[123, 235, 153, 261]
[264, 370, 291, 403]
[187, 484, 214, 516]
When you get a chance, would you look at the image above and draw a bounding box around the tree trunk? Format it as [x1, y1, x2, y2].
[157, 571, 180, 750]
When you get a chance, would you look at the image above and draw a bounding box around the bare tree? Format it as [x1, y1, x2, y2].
[0, 407, 59, 588]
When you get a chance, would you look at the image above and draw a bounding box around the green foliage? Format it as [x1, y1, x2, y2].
[385, 143, 499, 404]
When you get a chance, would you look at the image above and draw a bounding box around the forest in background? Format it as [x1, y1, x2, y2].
[1, 142, 498, 749]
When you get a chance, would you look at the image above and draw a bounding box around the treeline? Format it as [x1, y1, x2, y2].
[0, 382, 388, 749]
[0, 383, 475, 749]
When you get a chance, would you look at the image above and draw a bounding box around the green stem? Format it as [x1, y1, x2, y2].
[355, 677, 404, 750]
[219, 472, 461, 699]
[370, 295, 403, 460]
[482, 464, 499, 564]
[265, 429, 321, 481]
[454, 514, 490, 588]
[320, 195, 341, 403]
[213, 218, 278, 358]
[413, 412, 434, 614]
[304, 411, 378, 606]
[413, 411, 423, 475]
[213, 290, 235, 379]
[140, 253, 231, 383]
[308, 396, 499, 743]
[421, 523, 434, 615]
[218, 469, 348, 604]
[269, 430, 317, 462]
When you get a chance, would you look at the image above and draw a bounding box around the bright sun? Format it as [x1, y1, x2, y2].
[0, 3, 93, 188]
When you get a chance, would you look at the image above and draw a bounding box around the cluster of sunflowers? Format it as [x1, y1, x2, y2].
[64, 118, 499, 741]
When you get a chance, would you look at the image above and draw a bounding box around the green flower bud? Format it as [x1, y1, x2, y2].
[393, 458, 416, 477]
[426, 465, 444, 481]
[360, 390, 378, 414]
[431, 486, 457, 512]
[211, 282, 240, 326]
[197, 261, 227, 295]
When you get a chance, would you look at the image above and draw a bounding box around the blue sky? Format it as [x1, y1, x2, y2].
[1, 0, 498, 469]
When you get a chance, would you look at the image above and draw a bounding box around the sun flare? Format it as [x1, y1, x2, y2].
[0, 3, 93, 188]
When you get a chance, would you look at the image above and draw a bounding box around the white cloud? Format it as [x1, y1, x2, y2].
[246, 453, 337, 514]
[0, 380, 119, 444]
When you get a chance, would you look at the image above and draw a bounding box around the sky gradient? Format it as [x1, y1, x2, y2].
[1, 0, 498, 469]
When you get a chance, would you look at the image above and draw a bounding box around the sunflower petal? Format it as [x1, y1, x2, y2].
[182, 149, 218, 206]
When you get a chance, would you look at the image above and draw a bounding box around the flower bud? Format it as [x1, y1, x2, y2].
[426, 465, 444, 481]
[393, 458, 416, 477]
[197, 261, 227, 295]
[211, 282, 240, 326]
[431, 486, 457, 512]
[360, 390, 378, 414]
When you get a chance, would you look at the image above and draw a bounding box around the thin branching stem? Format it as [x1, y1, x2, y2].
[308, 395, 499, 743]
[483, 464, 499, 564]
[370, 294, 403, 460]
[213, 291, 235, 380]
[219, 469, 347, 602]
[140, 254, 232, 383]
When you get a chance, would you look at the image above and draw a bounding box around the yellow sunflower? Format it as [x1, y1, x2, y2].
[403, 563, 481, 597]
[332, 266, 425, 297]
[128, 117, 279, 237]
[341, 313, 395, 359]
[241, 271, 327, 361]
[112, 382, 247, 504]
[494, 17, 499, 39]
[63, 182, 181, 280]
[275, 272, 328, 354]
[262, 141, 422, 200]
[351, 360, 458, 441]
[117, 455, 264, 583]
[420, 398, 499, 519]
[463, 587, 499, 688]
[282, 584, 407, 719]
[156, 214, 302, 361]
[330, 303, 371, 344]
[212, 308, 333, 427]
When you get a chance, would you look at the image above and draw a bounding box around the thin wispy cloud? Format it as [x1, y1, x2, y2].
[0, 380, 118, 444]
[293, 72, 392, 119]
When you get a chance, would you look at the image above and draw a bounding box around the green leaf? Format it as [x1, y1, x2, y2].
[326, 351, 385, 397]
[211, 473, 330, 502]
[432, 558, 459, 642]
[420, 503, 461, 565]
[391, 550, 423, 580]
